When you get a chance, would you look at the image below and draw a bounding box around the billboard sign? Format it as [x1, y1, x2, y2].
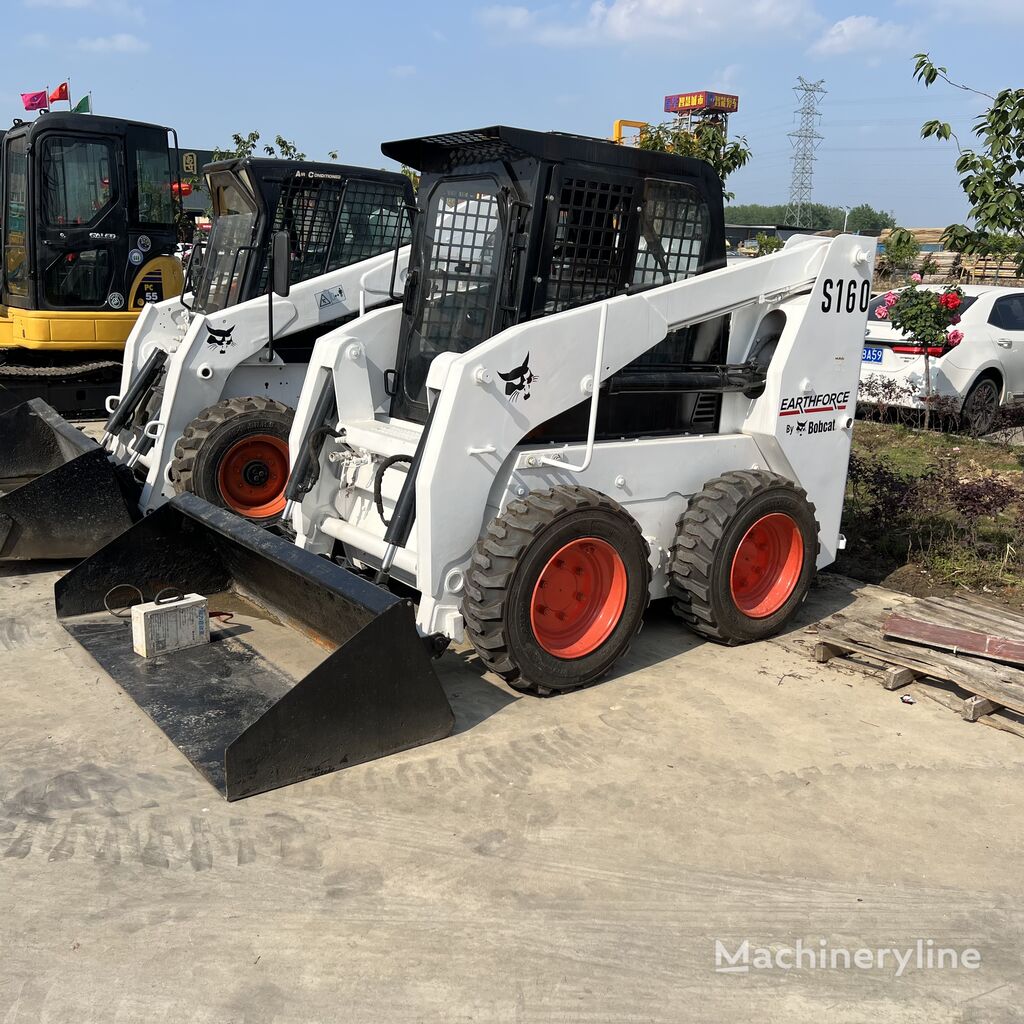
[664, 91, 740, 115]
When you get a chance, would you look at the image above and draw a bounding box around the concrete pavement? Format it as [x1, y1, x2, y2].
[1, 566, 1023, 1023]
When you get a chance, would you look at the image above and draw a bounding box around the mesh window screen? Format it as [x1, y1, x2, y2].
[546, 179, 636, 313]
[268, 177, 346, 286]
[329, 180, 411, 268]
[633, 181, 709, 288]
[419, 188, 502, 349]
[262, 178, 410, 290]
[402, 183, 503, 409]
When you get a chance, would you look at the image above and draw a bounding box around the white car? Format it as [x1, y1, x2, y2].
[859, 284, 1024, 434]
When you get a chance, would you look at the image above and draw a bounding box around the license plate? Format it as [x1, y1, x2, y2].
[862, 345, 884, 364]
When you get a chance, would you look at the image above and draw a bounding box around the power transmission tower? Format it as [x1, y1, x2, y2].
[785, 77, 826, 228]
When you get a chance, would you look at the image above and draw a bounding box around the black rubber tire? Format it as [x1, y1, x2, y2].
[463, 486, 651, 696]
[170, 397, 294, 522]
[960, 376, 1000, 437]
[669, 470, 819, 644]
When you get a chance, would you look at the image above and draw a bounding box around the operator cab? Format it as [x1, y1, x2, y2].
[1, 112, 179, 322]
[381, 126, 728, 438]
[189, 159, 414, 339]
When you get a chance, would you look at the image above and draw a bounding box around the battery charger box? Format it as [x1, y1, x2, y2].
[131, 594, 210, 658]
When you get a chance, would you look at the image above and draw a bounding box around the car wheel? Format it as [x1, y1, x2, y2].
[960, 377, 1000, 437]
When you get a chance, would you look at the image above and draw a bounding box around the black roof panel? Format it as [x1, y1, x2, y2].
[204, 156, 411, 190]
[382, 125, 722, 190]
[8, 111, 172, 138]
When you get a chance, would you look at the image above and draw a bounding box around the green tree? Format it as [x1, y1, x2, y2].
[844, 203, 897, 233]
[723, 201, 895, 232]
[753, 232, 784, 257]
[400, 165, 420, 191]
[212, 131, 307, 162]
[633, 121, 751, 199]
[883, 227, 922, 280]
[914, 53, 1024, 273]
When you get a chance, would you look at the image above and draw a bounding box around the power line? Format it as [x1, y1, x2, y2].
[784, 76, 827, 229]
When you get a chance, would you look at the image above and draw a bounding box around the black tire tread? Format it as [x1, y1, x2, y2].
[170, 395, 291, 496]
[463, 485, 650, 695]
[668, 470, 818, 643]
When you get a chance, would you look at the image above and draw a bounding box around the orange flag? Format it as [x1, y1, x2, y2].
[49, 82, 69, 103]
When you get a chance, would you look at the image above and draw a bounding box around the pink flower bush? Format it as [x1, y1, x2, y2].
[911, 273, 922, 283]
[875, 305, 889, 320]
[884, 291, 899, 307]
[947, 329, 964, 347]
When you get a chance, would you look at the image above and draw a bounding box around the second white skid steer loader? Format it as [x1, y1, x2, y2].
[0, 158, 413, 560]
[56, 127, 875, 799]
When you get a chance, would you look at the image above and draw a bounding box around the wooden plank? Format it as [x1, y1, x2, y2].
[883, 614, 1024, 668]
[883, 666, 919, 691]
[978, 710, 1024, 740]
[814, 641, 841, 664]
[912, 682, 967, 714]
[914, 596, 1024, 635]
[962, 695, 1001, 722]
[816, 621, 1024, 717]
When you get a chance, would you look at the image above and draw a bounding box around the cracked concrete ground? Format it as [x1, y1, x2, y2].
[1, 564, 1022, 1023]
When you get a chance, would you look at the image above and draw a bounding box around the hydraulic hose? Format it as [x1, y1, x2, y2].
[373, 455, 413, 526]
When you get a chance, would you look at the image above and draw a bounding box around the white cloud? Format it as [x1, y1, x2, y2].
[477, 5, 535, 31]
[25, 0, 144, 18]
[76, 32, 148, 52]
[21, 31, 50, 47]
[479, 0, 815, 46]
[389, 64, 416, 78]
[809, 15, 908, 56]
[712, 63, 741, 91]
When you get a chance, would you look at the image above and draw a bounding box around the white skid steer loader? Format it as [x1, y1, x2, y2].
[55, 127, 874, 800]
[0, 158, 413, 560]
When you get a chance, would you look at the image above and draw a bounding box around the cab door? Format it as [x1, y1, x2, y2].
[2, 131, 32, 309]
[391, 173, 511, 423]
[34, 130, 128, 312]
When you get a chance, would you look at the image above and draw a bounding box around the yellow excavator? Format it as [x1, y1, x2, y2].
[0, 111, 184, 413]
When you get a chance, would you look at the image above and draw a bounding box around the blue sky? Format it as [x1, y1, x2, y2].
[2, 0, 1017, 225]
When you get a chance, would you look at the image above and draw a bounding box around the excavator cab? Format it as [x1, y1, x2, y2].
[0, 112, 184, 410]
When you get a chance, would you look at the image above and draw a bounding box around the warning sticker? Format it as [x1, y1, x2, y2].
[315, 286, 346, 310]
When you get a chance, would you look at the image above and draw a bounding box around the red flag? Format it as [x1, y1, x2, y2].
[20, 90, 48, 111]
[49, 82, 69, 103]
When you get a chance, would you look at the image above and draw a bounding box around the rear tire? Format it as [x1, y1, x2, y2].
[669, 470, 819, 644]
[960, 376, 1000, 437]
[463, 486, 651, 695]
[171, 397, 293, 523]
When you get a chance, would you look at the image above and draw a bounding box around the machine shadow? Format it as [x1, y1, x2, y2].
[0, 560, 77, 580]
[436, 572, 865, 724]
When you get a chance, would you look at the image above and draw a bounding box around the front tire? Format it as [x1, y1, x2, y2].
[463, 486, 651, 695]
[170, 397, 294, 523]
[669, 470, 819, 644]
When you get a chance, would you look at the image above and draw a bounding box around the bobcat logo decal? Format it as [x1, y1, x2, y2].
[205, 325, 235, 352]
[796, 420, 807, 435]
[498, 353, 538, 402]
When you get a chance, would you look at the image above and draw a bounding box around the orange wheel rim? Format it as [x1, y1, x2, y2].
[530, 537, 628, 658]
[216, 434, 290, 519]
[730, 513, 804, 619]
